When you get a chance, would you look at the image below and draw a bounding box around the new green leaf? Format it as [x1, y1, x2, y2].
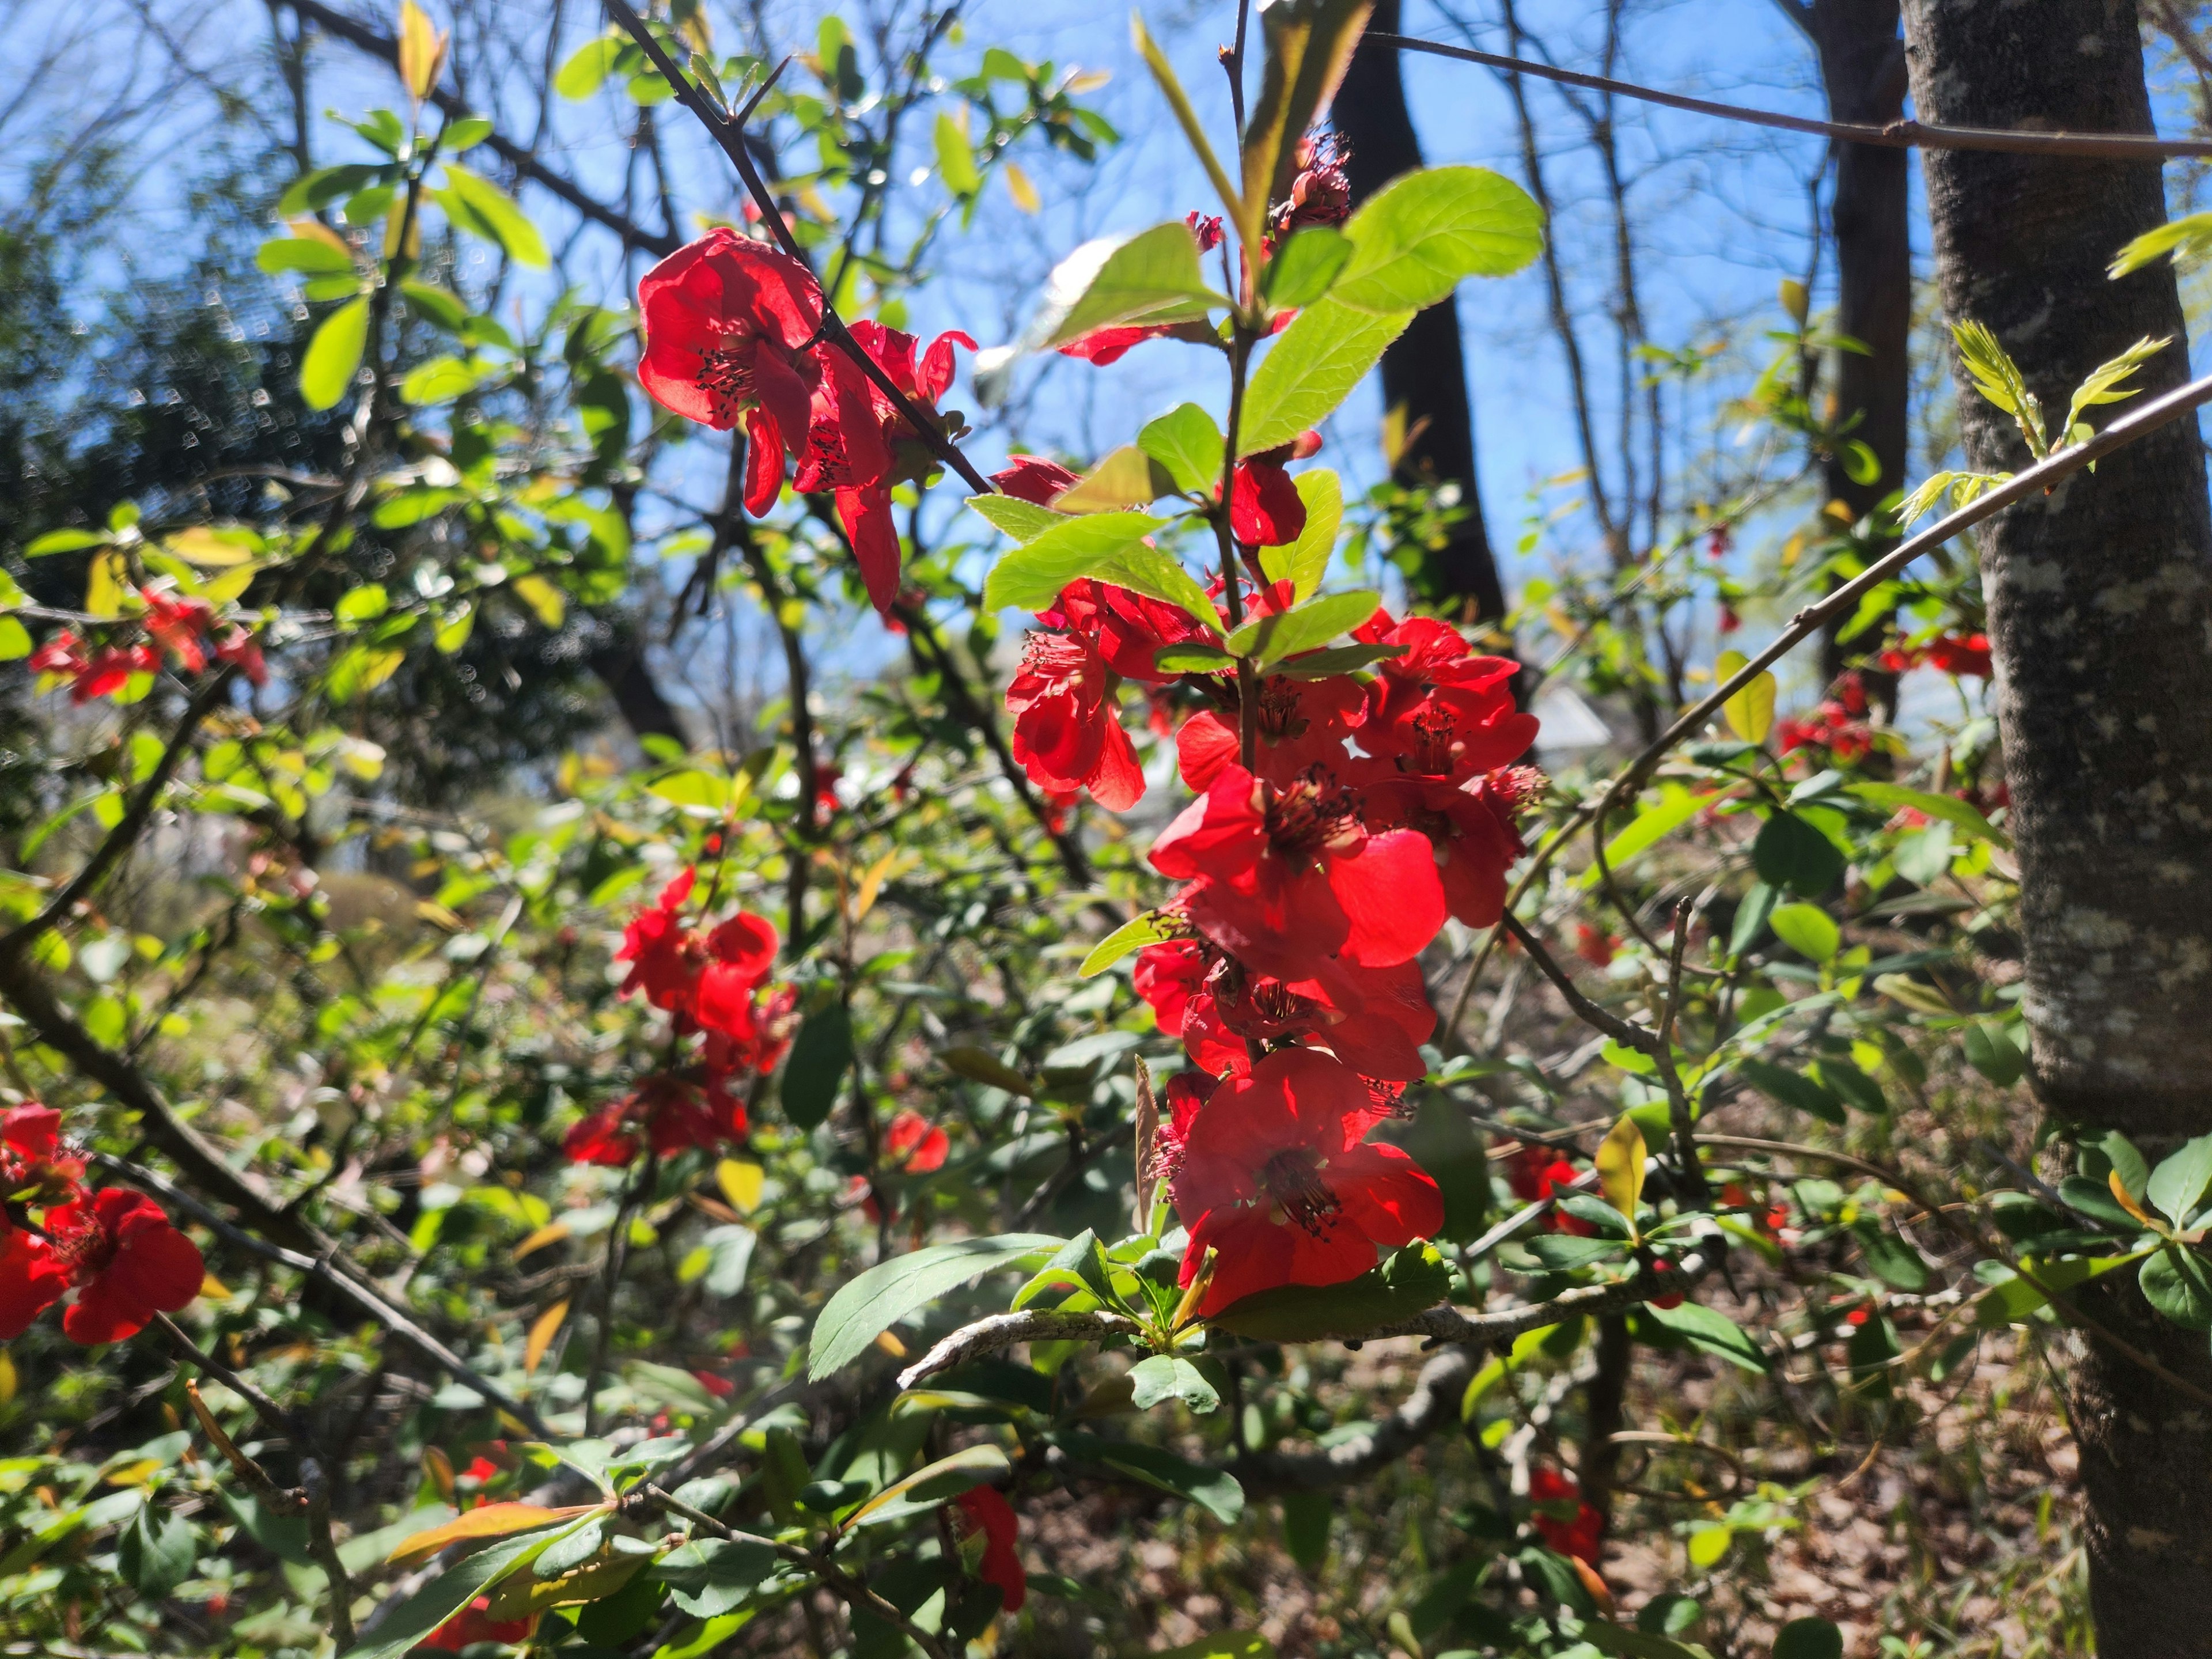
[809, 1234, 1063, 1378]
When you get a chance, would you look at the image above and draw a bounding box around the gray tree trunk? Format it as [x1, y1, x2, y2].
[1899, 2, 2212, 1650]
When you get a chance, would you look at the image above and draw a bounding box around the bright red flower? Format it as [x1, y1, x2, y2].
[1150, 763, 1446, 982]
[612, 869, 781, 1039]
[1365, 765, 1536, 930]
[563, 1075, 745, 1166]
[694, 910, 779, 1040]
[1006, 630, 1146, 810]
[1353, 611, 1536, 781]
[1505, 1144, 1575, 1204]
[214, 626, 268, 687]
[1176, 673, 1365, 793]
[0, 1188, 205, 1344]
[1529, 1466, 1603, 1565]
[798, 320, 974, 619]
[990, 454, 1080, 506]
[884, 1109, 950, 1173]
[702, 984, 798, 1084]
[1230, 452, 1306, 546]
[0, 1104, 85, 1200]
[1172, 1047, 1442, 1315]
[422, 1598, 539, 1652]
[1137, 935, 1436, 1081]
[1150, 1070, 1215, 1188]
[1574, 923, 1618, 968]
[636, 229, 825, 509]
[1185, 211, 1225, 252]
[952, 1486, 1027, 1613]
[1923, 632, 1993, 677]
[1039, 579, 1211, 684]
[615, 868, 702, 1012]
[139, 586, 214, 672]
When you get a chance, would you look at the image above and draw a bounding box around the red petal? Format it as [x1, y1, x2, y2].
[1229, 458, 1306, 546]
[744, 411, 787, 514]
[838, 486, 903, 619]
[1325, 829, 1446, 967]
[0, 1227, 66, 1339]
[1084, 713, 1146, 811]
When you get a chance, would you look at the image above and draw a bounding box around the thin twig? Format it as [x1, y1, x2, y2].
[1372, 32, 2212, 158]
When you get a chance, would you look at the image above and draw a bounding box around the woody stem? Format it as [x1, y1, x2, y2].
[1218, 322, 1257, 772]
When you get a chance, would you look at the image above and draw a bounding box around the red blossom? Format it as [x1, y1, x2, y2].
[636, 229, 825, 508]
[883, 1109, 950, 1173]
[1361, 766, 1536, 929]
[422, 1598, 539, 1652]
[1924, 632, 1993, 677]
[990, 454, 1080, 505]
[0, 1104, 86, 1199]
[139, 586, 214, 672]
[0, 1188, 204, 1344]
[214, 626, 268, 687]
[563, 1075, 745, 1166]
[1353, 610, 1536, 781]
[1175, 673, 1365, 793]
[1007, 630, 1146, 810]
[1039, 579, 1211, 684]
[1529, 1466, 1604, 1565]
[1150, 762, 1445, 982]
[952, 1486, 1027, 1612]
[1574, 923, 1618, 967]
[1171, 1047, 1442, 1315]
[612, 869, 781, 1038]
[1185, 211, 1225, 252]
[28, 630, 88, 680]
[1272, 132, 1353, 234]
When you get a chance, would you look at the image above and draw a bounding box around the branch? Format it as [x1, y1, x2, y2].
[599, 0, 994, 495]
[1225, 1346, 1478, 1495]
[1373, 31, 2212, 158]
[276, 0, 680, 256]
[896, 1308, 1143, 1389]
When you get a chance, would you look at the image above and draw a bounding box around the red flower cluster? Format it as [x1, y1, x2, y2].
[1005, 555, 1541, 1309]
[1878, 631, 1992, 679]
[1777, 671, 1874, 762]
[1270, 132, 1353, 237]
[1529, 1465, 1604, 1565]
[0, 1110, 204, 1344]
[28, 584, 266, 704]
[635, 229, 973, 620]
[571, 870, 796, 1164]
[951, 1486, 1027, 1612]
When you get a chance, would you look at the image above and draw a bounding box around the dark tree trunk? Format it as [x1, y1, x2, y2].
[1900, 3, 2212, 1650]
[1803, 0, 1912, 685]
[589, 634, 690, 749]
[1336, 1, 1508, 623]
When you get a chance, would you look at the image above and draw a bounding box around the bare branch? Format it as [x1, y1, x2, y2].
[896, 1308, 1143, 1389]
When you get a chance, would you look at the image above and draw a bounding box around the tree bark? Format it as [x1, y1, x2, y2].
[1336, 0, 1508, 622]
[1900, 2, 2212, 1650]
[1802, 0, 1912, 685]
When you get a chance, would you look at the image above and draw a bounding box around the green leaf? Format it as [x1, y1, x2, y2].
[653, 1537, 777, 1618]
[1813, 1058, 1887, 1115]
[117, 1505, 196, 1600]
[256, 237, 357, 276]
[967, 494, 1070, 544]
[300, 297, 371, 412]
[1844, 782, 2006, 847]
[1728, 880, 1778, 956]
[399, 280, 471, 331]
[1580, 785, 1711, 888]
[555, 36, 624, 97]
[1772, 1619, 1843, 1659]
[1281, 1491, 1330, 1571]
[1155, 642, 1236, 674]
[934, 112, 982, 195]
[1078, 909, 1185, 977]
[0, 618, 31, 662]
[1272, 641, 1401, 678]
[335, 584, 390, 625]
[1733, 1058, 1844, 1126]
[1238, 298, 1412, 456]
[1138, 403, 1226, 497]
[1207, 1243, 1450, 1342]
[982, 511, 1163, 611]
[2147, 1131, 2212, 1228]
[2141, 1246, 2212, 1328]
[1332, 166, 1544, 313]
[1851, 1220, 1931, 1293]
[443, 116, 494, 153]
[1962, 1022, 2027, 1088]
[845, 1444, 1012, 1527]
[1767, 902, 1839, 963]
[1580, 1619, 1715, 1659]
[1146, 1633, 1273, 1659]
[1752, 810, 1844, 898]
[2061, 334, 2168, 442]
[1240, 0, 1370, 226]
[1639, 1300, 1769, 1372]
[1056, 1433, 1244, 1522]
[1128, 1355, 1220, 1413]
[1032, 223, 1224, 351]
[1261, 226, 1353, 309]
[1225, 590, 1378, 671]
[401, 355, 495, 405]
[24, 528, 112, 557]
[1053, 445, 1177, 513]
[278, 162, 391, 215]
[1260, 468, 1342, 602]
[349, 1521, 582, 1659]
[439, 164, 549, 268]
[808, 1234, 1062, 1378]
[2111, 209, 2212, 277]
[779, 1001, 853, 1131]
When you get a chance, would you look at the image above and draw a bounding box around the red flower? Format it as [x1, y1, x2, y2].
[1040, 579, 1211, 684]
[1172, 1048, 1442, 1315]
[1229, 450, 1308, 546]
[1353, 611, 1536, 781]
[214, 626, 268, 687]
[563, 1076, 744, 1166]
[1185, 211, 1225, 252]
[36, 634, 162, 704]
[990, 454, 1079, 506]
[0, 1104, 86, 1199]
[139, 586, 214, 672]
[1505, 1144, 1575, 1204]
[883, 1109, 950, 1173]
[1137, 936, 1436, 1081]
[615, 868, 702, 1012]
[1272, 132, 1353, 234]
[1149, 1070, 1215, 1188]
[1176, 673, 1365, 793]
[1006, 630, 1146, 810]
[1574, 923, 1618, 967]
[422, 1599, 539, 1652]
[0, 1188, 204, 1344]
[691, 1368, 737, 1398]
[636, 229, 825, 509]
[612, 869, 781, 1038]
[702, 984, 798, 1083]
[1923, 632, 1993, 678]
[1529, 1466, 1603, 1565]
[1361, 766, 1536, 929]
[694, 910, 779, 1040]
[952, 1486, 1027, 1613]
[798, 320, 974, 619]
[1150, 762, 1446, 982]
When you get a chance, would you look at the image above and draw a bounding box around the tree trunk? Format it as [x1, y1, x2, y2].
[1899, 2, 2212, 1650]
[1336, 3, 1508, 623]
[1804, 0, 1911, 685]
